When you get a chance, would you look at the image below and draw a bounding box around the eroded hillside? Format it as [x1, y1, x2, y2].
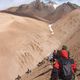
[0, 9, 80, 80]
[52, 9, 80, 68]
[0, 12, 60, 80]
[21, 9, 80, 80]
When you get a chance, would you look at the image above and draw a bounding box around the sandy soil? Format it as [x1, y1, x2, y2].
[0, 12, 60, 80]
[0, 9, 80, 80]
[22, 9, 80, 80]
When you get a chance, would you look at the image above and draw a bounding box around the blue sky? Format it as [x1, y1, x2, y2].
[54, 0, 80, 5]
[0, 0, 80, 10]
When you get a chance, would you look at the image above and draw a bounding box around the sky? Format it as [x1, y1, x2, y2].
[0, 0, 80, 10]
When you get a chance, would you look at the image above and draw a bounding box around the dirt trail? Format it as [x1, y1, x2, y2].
[21, 59, 52, 80]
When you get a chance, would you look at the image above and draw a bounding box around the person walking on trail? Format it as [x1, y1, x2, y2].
[70, 58, 77, 80]
[53, 50, 57, 60]
[59, 50, 77, 80]
[62, 45, 70, 57]
[50, 46, 77, 80]
[59, 50, 73, 80]
[51, 59, 60, 80]
[50, 50, 60, 80]
[49, 50, 57, 63]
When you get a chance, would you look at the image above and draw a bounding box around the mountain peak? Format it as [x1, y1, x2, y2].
[45, 0, 58, 9]
[1, 1, 80, 23]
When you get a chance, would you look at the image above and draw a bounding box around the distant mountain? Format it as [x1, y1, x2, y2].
[45, 2, 80, 23]
[2, 2, 80, 23]
[2, 1, 55, 22]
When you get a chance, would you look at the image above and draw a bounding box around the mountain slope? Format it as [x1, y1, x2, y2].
[52, 9, 80, 66]
[45, 2, 80, 23]
[2, 2, 79, 23]
[0, 12, 60, 80]
[0, 9, 80, 80]
[21, 9, 80, 80]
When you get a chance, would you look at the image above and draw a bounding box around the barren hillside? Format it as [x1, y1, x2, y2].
[0, 12, 60, 80]
[0, 9, 80, 80]
[21, 9, 80, 80]
[45, 2, 80, 23]
[52, 9, 80, 68]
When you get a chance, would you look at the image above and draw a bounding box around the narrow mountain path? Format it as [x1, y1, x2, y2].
[21, 59, 52, 80]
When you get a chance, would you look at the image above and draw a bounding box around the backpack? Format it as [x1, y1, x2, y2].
[60, 58, 72, 79]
